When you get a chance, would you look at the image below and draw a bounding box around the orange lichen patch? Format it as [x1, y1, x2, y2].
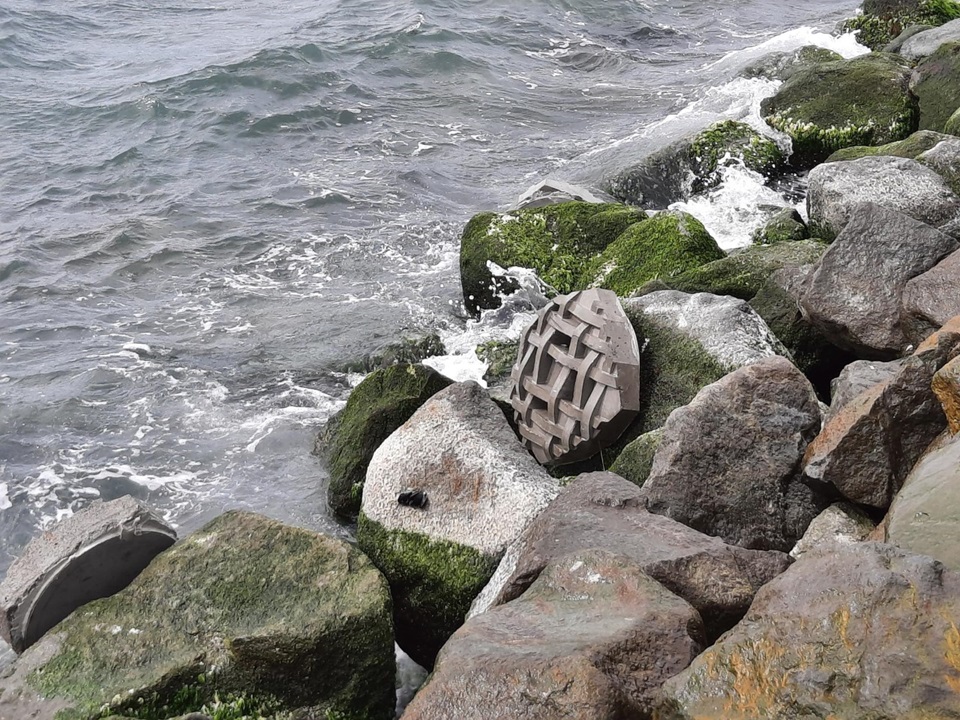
[719, 637, 789, 716]
[915, 315, 960, 356]
[933, 356, 960, 435]
[835, 606, 853, 650]
[944, 621, 960, 693]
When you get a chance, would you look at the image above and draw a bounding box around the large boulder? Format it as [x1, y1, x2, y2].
[800, 203, 959, 358]
[639, 356, 826, 551]
[660, 239, 826, 300]
[0, 497, 175, 655]
[887, 432, 960, 569]
[607, 121, 784, 208]
[902, 247, 960, 345]
[911, 41, 960, 131]
[470, 471, 791, 640]
[806, 155, 960, 240]
[623, 291, 789, 369]
[760, 53, 917, 166]
[458, 201, 645, 314]
[405, 549, 704, 720]
[803, 316, 960, 508]
[583, 211, 724, 297]
[356, 381, 560, 668]
[657, 542, 960, 719]
[317, 363, 452, 520]
[0, 512, 396, 720]
[901, 17, 960, 58]
[842, 0, 960, 50]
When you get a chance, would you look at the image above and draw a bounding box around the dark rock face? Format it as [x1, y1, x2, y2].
[887, 433, 960, 570]
[0, 496, 175, 654]
[911, 40, 960, 131]
[800, 203, 958, 358]
[318, 363, 452, 520]
[902, 247, 960, 345]
[0, 512, 396, 720]
[639, 356, 826, 552]
[804, 316, 960, 508]
[806, 155, 960, 241]
[657, 542, 960, 720]
[470, 472, 791, 641]
[404, 549, 705, 720]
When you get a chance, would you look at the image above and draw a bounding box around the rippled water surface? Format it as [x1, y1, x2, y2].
[0, 0, 863, 596]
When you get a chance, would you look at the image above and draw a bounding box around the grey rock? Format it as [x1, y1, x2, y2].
[358, 381, 560, 666]
[640, 356, 826, 551]
[800, 203, 958, 358]
[919, 138, 960, 194]
[405, 549, 705, 720]
[883, 23, 936, 53]
[902, 247, 960, 346]
[469, 471, 791, 640]
[515, 178, 609, 209]
[789, 502, 875, 559]
[828, 358, 905, 422]
[0, 496, 175, 654]
[806, 155, 960, 240]
[622, 291, 790, 369]
[803, 318, 960, 508]
[887, 432, 960, 570]
[900, 18, 960, 60]
[657, 542, 960, 719]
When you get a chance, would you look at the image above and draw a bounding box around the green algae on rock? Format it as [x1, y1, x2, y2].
[608, 428, 664, 489]
[842, 0, 960, 50]
[761, 52, 917, 167]
[751, 207, 809, 245]
[912, 41, 960, 131]
[318, 363, 452, 520]
[458, 201, 646, 314]
[1, 512, 396, 720]
[741, 45, 844, 81]
[689, 120, 785, 185]
[585, 210, 724, 297]
[825, 128, 955, 161]
[946, 105, 960, 134]
[475, 340, 519, 384]
[356, 513, 498, 672]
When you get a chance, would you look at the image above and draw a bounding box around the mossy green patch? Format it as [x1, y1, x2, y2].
[336, 333, 445, 374]
[609, 429, 664, 489]
[458, 202, 647, 314]
[26, 512, 396, 720]
[946, 105, 960, 135]
[760, 53, 918, 167]
[913, 42, 960, 132]
[356, 513, 498, 669]
[319, 364, 452, 520]
[826, 129, 955, 161]
[476, 340, 520, 383]
[842, 0, 960, 50]
[752, 208, 809, 245]
[664, 240, 826, 301]
[584, 211, 724, 297]
[689, 121, 785, 187]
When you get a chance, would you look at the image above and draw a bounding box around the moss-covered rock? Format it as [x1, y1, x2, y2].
[608, 428, 664, 489]
[318, 364, 452, 520]
[912, 41, 960, 131]
[356, 514, 498, 674]
[761, 53, 918, 167]
[337, 333, 445, 374]
[1, 512, 396, 720]
[752, 207, 809, 245]
[749, 280, 855, 398]
[946, 104, 960, 134]
[825, 128, 955, 161]
[688, 120, 785, 186]
[741, 46, 844, 81]
[842, 0, 960, 50]
[663, 239, 827, 300]
[475, 340, 519, 384]
[584, 210, 724, 296]
[458, 202, 646, 314]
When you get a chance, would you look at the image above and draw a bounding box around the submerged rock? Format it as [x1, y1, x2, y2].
[0, 496, 175, 654]
[640, 356, 826, 551]
[357, 381, 559, 668]
[761, 53, 917, 166]
[741, 45, 843, 81]
[0, 512, 396, 720]
[657, 542, 960, 719]
[405, 549, 704, 720]
[318, 363, 452, 520]
[470, 472, 791, 640]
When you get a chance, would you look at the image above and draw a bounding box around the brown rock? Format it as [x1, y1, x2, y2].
[470, 471, 791, 640]
[639, 356, 826, 551]
[657, 542, 960, 719]
[902, 247, 960, 346]
[934, 354, 960, 433]
[404, 549, 704, 720]
[804, 318, 960, 508]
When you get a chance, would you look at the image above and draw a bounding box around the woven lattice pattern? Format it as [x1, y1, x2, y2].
[510, 288, 641, 465]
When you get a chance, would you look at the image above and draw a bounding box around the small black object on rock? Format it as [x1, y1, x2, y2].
[398, 490, 429, 509]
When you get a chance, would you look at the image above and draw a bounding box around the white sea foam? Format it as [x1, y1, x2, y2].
[0, 483, 11, 511]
